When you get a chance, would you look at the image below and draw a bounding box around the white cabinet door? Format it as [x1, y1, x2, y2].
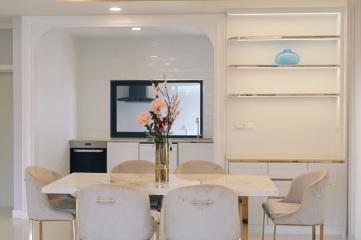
[139, 143, 178, 173]
[178, 143, 214, 164]
[308, 163, 347, 234]
[107, 142, 138, 172]
[228, 162, 268, 225]
[268, 163, 308, 179]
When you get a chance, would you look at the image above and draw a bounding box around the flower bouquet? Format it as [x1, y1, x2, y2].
[137, 75, 180, 182]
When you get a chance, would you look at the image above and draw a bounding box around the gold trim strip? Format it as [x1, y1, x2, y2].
[228, 93, 340, 98]
[228, 64, 340, 68]
[228, 35, 340, 41]
[228, 159, 345, 164]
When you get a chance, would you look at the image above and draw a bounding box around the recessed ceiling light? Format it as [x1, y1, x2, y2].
[131, 27, 142, 31]
[151, 56, 159, 58]
[109, 7, 122, 12]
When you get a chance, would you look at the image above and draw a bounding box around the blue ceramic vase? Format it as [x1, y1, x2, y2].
[275, 49, 300, 65]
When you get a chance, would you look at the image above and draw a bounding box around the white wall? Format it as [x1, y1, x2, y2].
[33, 30, 77, 175]
[75, 32, 213, 139]
[348, 0, 361, 239]
[0, 73, 13, 207]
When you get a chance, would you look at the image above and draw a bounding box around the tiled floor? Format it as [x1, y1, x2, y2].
[0, 208, 343, 240]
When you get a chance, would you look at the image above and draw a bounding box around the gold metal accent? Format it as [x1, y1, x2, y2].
[228, 93, 340, 98]
[320, 224, 324, 240]
[30, 219, 76, 240]
[273, 224, 277, 240]
[312, 225, 316, 240]
[96, 198, 116, 204]
[228, 35, 340, 41]
[39, 221, 43, 240]
[228, 64, 340, 68]
[191, 200, 213, 205]
[239, 196, 249, 240]
[155, 142, 169, 183]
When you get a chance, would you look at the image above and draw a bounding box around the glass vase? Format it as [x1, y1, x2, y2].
[155, 142, 169, 183]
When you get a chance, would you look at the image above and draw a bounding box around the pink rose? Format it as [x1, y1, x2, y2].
[137, 112, 151, 125]
[151, 98, 166, 112]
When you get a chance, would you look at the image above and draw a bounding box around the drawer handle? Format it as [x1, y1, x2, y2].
[191, 200, 213, 205]
[73, 149, 104, 153]
[96, 198, 116, 204]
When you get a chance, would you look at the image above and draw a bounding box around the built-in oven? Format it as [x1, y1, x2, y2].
[69, 141, 107, 173]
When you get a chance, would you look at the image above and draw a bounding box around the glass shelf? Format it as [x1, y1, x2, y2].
[228, 93, 340, 98]
[228, 64, 340, 69]
[228, 35, 340, 41]
[0, 65, 12, 73]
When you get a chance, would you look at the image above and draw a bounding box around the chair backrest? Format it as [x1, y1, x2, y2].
[78, 184, 155, 240]
[111, 160, 155, 174]
[174, 160, 226, 174]
[163, 185, 240, 240]
[25, 166, 72, 220]
[283, 170, 329, 224]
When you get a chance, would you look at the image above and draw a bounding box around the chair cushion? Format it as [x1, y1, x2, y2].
[262, 201, 300, 219]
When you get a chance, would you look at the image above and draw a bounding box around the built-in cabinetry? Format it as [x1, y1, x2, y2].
[226, 9, 347, 237]
[229, 160, 346, 236]
[226, 10, 346, 157]
[107, 141, 213, 173]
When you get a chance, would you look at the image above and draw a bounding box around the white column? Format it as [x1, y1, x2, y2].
[348, 0, 361, 239]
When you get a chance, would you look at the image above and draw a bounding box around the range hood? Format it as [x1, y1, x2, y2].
[117, 85, 153, 102]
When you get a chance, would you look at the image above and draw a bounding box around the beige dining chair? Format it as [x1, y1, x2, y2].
[174, 160, 226, 174]
[262, 170, 329, 240]
[111, 160, 155, 174]
[162, 185, 241, 240]
[78, 184, 155, 240]
[25, 166, 76, 240]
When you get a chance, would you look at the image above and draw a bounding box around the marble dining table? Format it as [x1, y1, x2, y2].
[42, 173, 279, 240]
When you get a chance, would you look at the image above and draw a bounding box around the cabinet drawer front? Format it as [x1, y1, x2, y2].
[178, 143, 214, 164]
[228, 162, 268, 175]
[268, 163, 307, 179]
[107, 142, 139, 172]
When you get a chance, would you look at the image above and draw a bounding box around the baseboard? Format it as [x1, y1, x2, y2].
[249, 224, 346, 236]
[12, 209, 28, 219]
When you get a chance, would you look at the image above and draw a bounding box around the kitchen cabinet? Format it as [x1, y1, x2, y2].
[178, 142, 214, 164]
[107, 142, 138, 172]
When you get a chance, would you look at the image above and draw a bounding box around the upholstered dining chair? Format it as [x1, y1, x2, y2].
[110, 160, 155, 174]
[25, 166, 76, 240]
[78, 184, 155, 240]
[262, 170, 329, 240]
[162, 185, 241, 240]
[174, 160, 226, 174]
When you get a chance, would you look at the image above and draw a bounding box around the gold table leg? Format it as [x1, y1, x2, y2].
[239, 196, 249, 240]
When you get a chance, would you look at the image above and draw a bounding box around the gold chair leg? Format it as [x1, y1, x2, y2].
[72, 220, 77, 240]
[273, 224, 277, 240]
[29, 220, 33, 240]
[320, 224, 324, 240]
[39, 221, 43, 240]
[262, 211, 266, 240]
[312, 225, 316, 240]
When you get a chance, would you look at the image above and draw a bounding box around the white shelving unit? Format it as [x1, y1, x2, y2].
[226, 9, 346, 158]
[226, 9, 347, 236]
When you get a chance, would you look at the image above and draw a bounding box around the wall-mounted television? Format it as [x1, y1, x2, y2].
[110, 80, 203, 138]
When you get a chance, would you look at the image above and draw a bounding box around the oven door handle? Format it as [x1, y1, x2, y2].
[73, 149, 104, 153]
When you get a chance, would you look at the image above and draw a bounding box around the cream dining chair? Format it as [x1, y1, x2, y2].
[262, 170, 329, 240]
[78, 184, 155, 240]
[110, 160, 155, 174]
[163, 185, 241, 240]
[25, 166, 76, 240]
[174, 160, 226, 174]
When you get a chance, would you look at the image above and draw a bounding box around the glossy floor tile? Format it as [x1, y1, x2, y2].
[0, 208, 343, 240]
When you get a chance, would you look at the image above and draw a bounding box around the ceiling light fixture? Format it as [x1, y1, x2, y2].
[109, 7, 122, 12]
[131, 27, 142, 31]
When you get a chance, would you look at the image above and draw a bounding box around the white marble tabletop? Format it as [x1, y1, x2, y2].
[42, 173, 279, 197]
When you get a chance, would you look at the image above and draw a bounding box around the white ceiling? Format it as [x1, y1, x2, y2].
[0, 0, 347, 25]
